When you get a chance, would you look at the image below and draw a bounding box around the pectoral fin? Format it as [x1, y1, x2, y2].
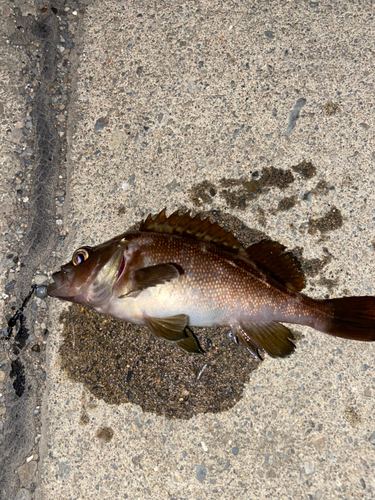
[145, 315, 203, 354]
[133, 263, 181, 290]
[119, 263, 182, 297]
[233, 321, 296, 359]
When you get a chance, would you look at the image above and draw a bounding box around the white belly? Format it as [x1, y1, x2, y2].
[103, 282, 221, 327]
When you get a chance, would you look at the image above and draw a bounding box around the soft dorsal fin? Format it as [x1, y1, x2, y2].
[246, 240, 305, 292]
[140, 210, 243, 251]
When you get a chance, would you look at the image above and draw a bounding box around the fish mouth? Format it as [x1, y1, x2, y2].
[46, 272, 63, 297]
[47, 266, 74, 298]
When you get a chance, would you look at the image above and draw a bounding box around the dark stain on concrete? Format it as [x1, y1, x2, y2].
[318, 276, 339, 294]
[291, 246, 333, 280]
[291, 161, 317, 179]
[79, 412, 90, 425]
[59, 307, 260, 420]
[258, 166, 295, 189]
[308, 207, 343, 234]
[278, 195, 298, 212]
[302, 256, 332, 278]
[117, 204, 126, 215]
[191, 167, 294, 211]
[345, 405, 361, 426]
[312, 180, 335, 196]
[96, 427, 114, 441]
[190, 180, 217, 206]
[322, 101, 340, 116]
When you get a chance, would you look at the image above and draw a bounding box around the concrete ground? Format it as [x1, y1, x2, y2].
[1, 1, 375, 499]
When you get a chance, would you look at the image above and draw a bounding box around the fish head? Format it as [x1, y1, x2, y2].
[47, 237, 128, 307]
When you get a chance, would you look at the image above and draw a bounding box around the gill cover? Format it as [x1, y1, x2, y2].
[85, 245, 125, 305]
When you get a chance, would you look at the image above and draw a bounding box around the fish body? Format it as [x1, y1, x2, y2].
[47, 210, 375, 358]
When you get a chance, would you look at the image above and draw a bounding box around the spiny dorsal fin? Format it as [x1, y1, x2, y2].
[140, 210, 243, 251]
[246, 240, 305, 292]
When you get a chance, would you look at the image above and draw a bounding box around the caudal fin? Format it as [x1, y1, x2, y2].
[321, 297, 375, 341]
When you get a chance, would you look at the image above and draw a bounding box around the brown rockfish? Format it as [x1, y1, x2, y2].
[47, 210, 375, 358]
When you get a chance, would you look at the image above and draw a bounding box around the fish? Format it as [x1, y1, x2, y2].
[47, 210, 375, 359]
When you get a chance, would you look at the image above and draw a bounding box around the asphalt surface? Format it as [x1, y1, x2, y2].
[1, 1, 375, 499]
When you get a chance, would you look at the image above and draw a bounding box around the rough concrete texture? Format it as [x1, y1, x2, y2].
[1, 0, 375, 499]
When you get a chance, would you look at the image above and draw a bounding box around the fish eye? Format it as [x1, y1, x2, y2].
[72, 248, 90, 266]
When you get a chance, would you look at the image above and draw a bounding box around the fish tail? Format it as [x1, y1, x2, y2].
[317, 296, 375, 341]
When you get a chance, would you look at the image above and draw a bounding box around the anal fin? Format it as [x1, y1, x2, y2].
[233, 321, 296, 359]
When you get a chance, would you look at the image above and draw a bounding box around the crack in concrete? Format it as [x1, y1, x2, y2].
[0, 3, 68, 499]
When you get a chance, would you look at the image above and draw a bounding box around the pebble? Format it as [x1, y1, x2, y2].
[34, 274, 48, 285]
[196, 465, 207, 483]
[5, 280, 15, 292]
[95, 118, 108, 131]
[303, 462, 315, 475]
[368, 430, 375, 444]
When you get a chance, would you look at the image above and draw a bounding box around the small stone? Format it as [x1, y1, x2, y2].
[95, 117, 109, 131]
[20, 147, 33, 157]
[303, 462, 315, 475]
[368, 430, 375, 444]
[0, 371, 5, 382]
[34, 274, 48, 285]
[312, 437, 325, 451]
[196, 465, 207, 483]
[5, 280, 15, 293]
[232, 446, 239, 456]
[58, 460, 71, 480]
[264, 30, 275, 39]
